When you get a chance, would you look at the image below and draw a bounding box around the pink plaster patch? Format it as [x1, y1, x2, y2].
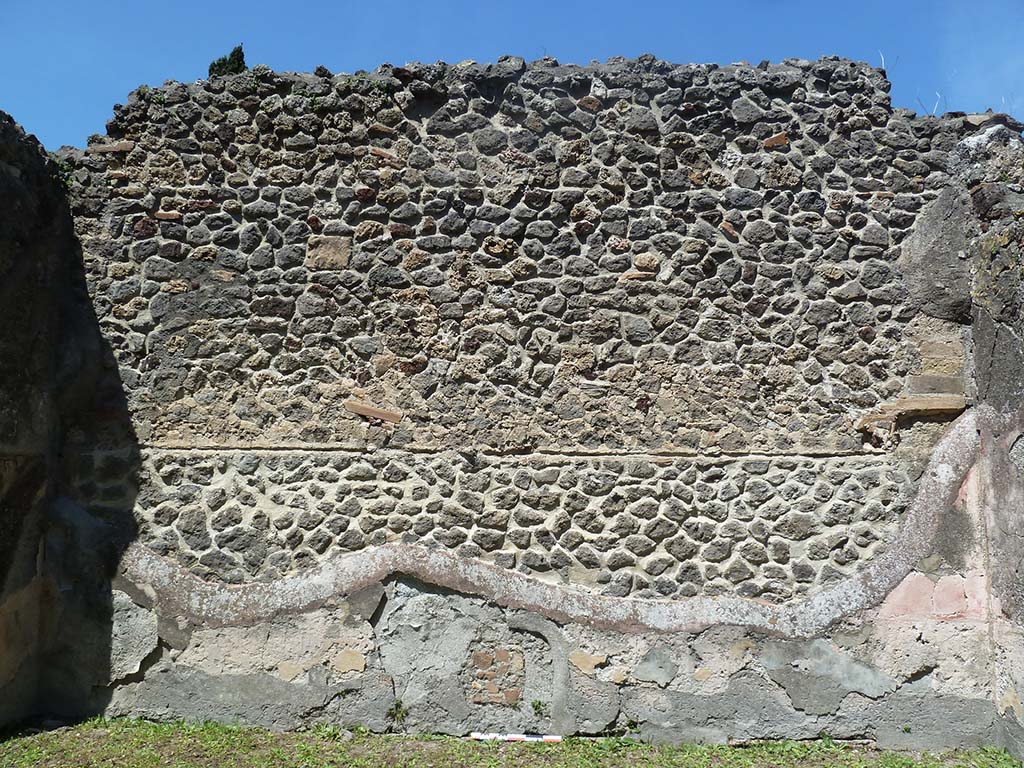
[879, 572, 935, 618]
[956, 465, 978, 507]
[932, 575, 968, 618]
[963, 572, 989, 618]
[880, 571, 989, 622]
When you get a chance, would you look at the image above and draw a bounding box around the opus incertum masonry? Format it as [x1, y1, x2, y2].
[1, 54, 1023, 752]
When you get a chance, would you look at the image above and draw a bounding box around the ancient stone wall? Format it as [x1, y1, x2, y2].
[1, 55, 1023, 753]
[65, 56, 966, 601]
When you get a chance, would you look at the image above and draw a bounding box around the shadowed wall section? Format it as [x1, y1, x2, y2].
[0, 114, 71, 722]
[0, 112, 73, 721]
[0, 111, 134, 725]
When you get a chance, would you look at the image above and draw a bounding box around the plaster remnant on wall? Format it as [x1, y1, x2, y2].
[761, 639, 897, 715]
[109, 590, 159, 683]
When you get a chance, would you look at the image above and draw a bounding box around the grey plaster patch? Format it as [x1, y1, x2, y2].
[508, 612, 572, 735]
[109, 590, 159, 683]
[373, 580, 564, 735]
[622, 670, 1001, 749]
[324, 670, 396, 733]
[634, 646, 679, 687]
[761, 639, 896, 715]
[934, 499, 975, 572]
[1001, 713, 1024, 757]
[623, 670, 811, 744]
[832, 691, 1002, 750]
[105, 660, 351, 731]
[1010, 435, 1024, 473]
[374, 582, 480, 733]
[982, 430, 1024, 621]
[567, 673, 620, 734]
[346, 583, 385, 623]
[0, 655, 39, 725]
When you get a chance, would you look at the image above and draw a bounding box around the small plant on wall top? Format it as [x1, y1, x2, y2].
[209, 45, 247, 78]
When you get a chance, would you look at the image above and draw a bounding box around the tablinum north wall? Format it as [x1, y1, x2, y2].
[2, 55, 1024, 751]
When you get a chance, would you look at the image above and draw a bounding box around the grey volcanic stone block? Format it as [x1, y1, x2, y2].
[898, 188, 973, 322]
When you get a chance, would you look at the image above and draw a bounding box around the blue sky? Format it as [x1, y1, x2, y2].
[3, 0, 1022, 149]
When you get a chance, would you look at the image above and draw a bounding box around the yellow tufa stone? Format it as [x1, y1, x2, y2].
[999, 686, 1024, 720]
[332, 648, 366, 675]
[277, 661, 305, 682]
[568, 650, 608, 675]
[86, 140, 135, 154]
[305, 236, 352, 270]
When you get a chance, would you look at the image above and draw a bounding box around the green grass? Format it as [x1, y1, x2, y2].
[0, 718, 1018, 768]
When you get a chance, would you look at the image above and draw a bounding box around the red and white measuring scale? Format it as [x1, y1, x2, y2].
[469, 733, 563, 743]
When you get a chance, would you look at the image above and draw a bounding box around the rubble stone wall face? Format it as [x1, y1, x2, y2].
[2, 55, 1024, 752]
[66, 56, 968, 601]
[112, 449, 908, 598]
